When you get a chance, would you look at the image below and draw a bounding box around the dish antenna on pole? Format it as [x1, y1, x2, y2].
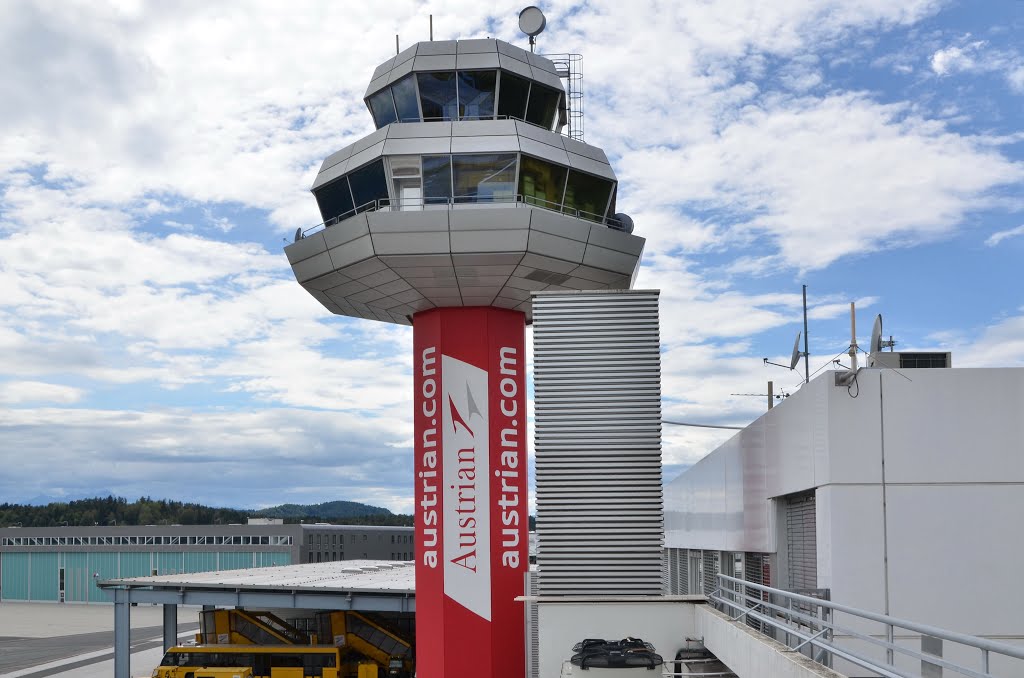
[519, 6, 547, 51]
[868, 314, 896, 366]
[763, 284, 810, 384]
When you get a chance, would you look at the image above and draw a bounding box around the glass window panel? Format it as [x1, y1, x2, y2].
[422, 155, 452, 205]
[313, 177, 355, 224]
[518, 155, 567, 210]
[348, 159, 389, 212]
[391, 75, 421, 122]
[452, 154, 517, 204]
[417, 72, 457, 121]
[457, 70, 496, 120]
[368, 89, 398, 128]
[563, 170, 613, 222]
[525, 84, 561, 129]
[497, 71, 530, 120]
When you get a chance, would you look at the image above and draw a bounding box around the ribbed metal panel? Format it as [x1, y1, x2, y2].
[702, 550, 719, 596]
[525, 571, 539, 678]
[785, 491, 817, 591]
[532, 290, 664, 596]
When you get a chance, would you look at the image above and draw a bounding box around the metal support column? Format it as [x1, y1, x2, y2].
[114, 588, 131, 678]
[163, 603, 178, 652]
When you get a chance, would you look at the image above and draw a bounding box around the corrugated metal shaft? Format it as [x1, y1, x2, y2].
[532, 290, 664, 596]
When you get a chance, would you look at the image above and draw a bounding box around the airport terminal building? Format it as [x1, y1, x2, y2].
[0, 522, 413, 603]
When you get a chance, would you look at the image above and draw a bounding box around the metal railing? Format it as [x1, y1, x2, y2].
[299, 193, 622, 240]
[711, 573, 1024, 678]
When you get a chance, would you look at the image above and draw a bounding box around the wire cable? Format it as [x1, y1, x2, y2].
[663, 420, 743, 430]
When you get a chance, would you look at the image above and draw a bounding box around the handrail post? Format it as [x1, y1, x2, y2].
[886, 624, 894, 665]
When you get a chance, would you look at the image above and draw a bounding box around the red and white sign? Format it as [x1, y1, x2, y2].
[414, 307, 527, 678]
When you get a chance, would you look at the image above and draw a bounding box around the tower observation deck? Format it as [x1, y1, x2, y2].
[285, 37, 644, 324]
[284, 33, 644, 678]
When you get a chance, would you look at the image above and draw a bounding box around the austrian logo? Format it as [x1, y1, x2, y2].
[441, 355, 491, 621]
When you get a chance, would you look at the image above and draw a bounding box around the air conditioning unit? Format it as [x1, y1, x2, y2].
[869, 351, 951, 369]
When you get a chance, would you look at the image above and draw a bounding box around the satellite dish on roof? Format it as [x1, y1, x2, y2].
[294, 227, 303, 243]
[870, 314, 884, 354]
[790, 331, 802, 370]
[612, 213, 634, 234]
[519, 6, 547, 37]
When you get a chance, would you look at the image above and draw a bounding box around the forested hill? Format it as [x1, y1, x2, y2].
[0, 496, 412, 527]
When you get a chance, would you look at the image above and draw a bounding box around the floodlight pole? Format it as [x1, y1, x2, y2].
[802, 284, 810, 384]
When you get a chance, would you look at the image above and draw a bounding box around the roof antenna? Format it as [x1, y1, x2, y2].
[519, 6, 547, 52]
[430, 14, 434, 41]
[763, 284, 810, 384]
[395, 35, 399, 55]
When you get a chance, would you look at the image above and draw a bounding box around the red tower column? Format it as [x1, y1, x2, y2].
[413, 307, 528, 678]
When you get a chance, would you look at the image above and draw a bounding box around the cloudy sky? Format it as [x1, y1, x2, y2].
[1, 0, 1021, 514]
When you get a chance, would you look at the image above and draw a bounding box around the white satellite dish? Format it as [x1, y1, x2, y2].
[789, 331, 802, 370]
[519, 6, 547, 37]
[870, 314, 884, 354]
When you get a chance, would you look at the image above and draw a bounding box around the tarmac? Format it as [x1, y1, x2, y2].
[0, 602, 199, 678]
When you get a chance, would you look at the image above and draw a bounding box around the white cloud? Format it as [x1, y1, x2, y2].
[622, 93, 1022, 270]
[985, 224, 1024, 247]
[0, 381, 84, 404]
[930, 37, 1024, 93]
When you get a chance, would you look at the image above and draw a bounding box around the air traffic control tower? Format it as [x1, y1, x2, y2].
[284, 18, 645, 678]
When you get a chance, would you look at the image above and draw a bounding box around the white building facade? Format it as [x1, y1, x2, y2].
[664, 365, 1024, 672]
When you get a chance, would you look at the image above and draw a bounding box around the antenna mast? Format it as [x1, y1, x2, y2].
[802, 284, 810, 384]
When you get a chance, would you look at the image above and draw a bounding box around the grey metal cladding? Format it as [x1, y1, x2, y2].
[528, 208, 592, 243]
[319, 145, 355, 175]
[455, 52, 500, 70]
[322, 214, 370, 249]
[526, 51, 558, 74]
[566, 152, 616, 180]
[345, 141, 387, 173]
[416, 40, 458, 56]
[371, 57, 396, 82]
[449, 205, 531, 231]
[284, 231, 328, 265]
[518, 136, 570, 166]
[456, 38, 499, 54]
[311, 160, 350, 191]
[496, 40, 532, 62]
[514, 121, 575, 151]
[562, 136, 610, 164]
[364, 73, 392, 99]
[532, 290, 664, 596]
[412, 54, 457, 71]
[451, 119, 518, 137]
[385, 121, 453, 139]
[389, 57, 415, 83]
[530, 68, 564, 91]
[497, 53, 534, 80]
[394, 44, 417, 66]
[449, 135, 520, 154]
[382, 136, 452, 156]
[350, 127, 390, 156]
[587, 224, 646, 256]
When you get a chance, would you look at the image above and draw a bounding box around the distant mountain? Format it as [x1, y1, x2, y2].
[254, 500, 392, 520]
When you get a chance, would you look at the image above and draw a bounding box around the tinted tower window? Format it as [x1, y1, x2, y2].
[417, 72, 458, 121]
[497, 72, 530, 120]
[458, 70, 496, 120]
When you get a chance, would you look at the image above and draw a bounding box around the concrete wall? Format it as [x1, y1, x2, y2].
[536, 599, 698, 678]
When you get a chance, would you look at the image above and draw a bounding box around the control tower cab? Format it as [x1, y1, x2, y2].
[285, 37, 644, 324]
